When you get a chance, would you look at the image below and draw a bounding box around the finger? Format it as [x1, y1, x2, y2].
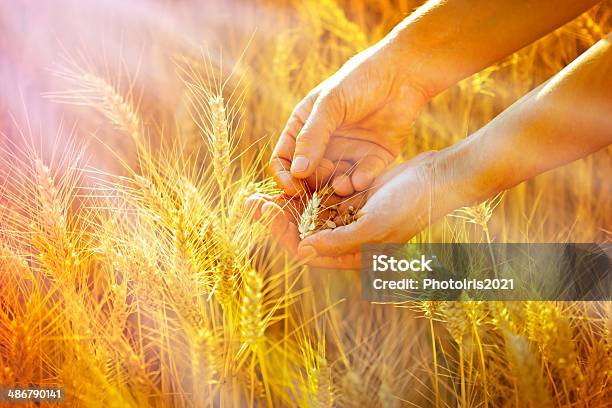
[278, 92, 319, 145]
[246, 193, 300, 222]
[333, 160, 353, 174]
[271, 94, 319, 194]
[261, 201, 289, 238]
[259, 200, 300, 255]
[291, 92, 343, 178]
[279, 221, 301, 256]
[245, 194, 272, 220]
[329, 160, 354, 196]
[299, 215, 373, 256]
[300, 248, 361, 269]
[270, 157, 304, 196]
[305, 158, 335, 190]
[351, 155, 388, 191]
[313, 252, 360, 269]
[324, 137, 392, 163]
[331, 173, 354, 197]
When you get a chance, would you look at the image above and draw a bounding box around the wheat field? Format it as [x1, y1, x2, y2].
[0, 0, 611, 407]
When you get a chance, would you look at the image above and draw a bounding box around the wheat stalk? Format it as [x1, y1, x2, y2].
[440, 302, 468, 344]
[173, 182, 198, 267]
[134, 175, 175, 221]
[51, 71, 142, 143]
[316, 357, 334, 408]
[207, 95, 232, 196]
[579, 339, 610, 405]
[525, 302, 583, 400]
[378, 364, 399, 408]
[191, 327, 218, 406]
[339, 370, 364, 407]
[85, 74, 141, 140]
[32, 159, 79, 274]
[299, 341, 334, 408]
[505, 333, 553, 407]
[34, 159, 66, 235]
[240, 268, 265, 350]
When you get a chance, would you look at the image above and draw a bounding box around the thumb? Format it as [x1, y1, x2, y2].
[291, 91, 343, 178]
[298, 214, 372, 256]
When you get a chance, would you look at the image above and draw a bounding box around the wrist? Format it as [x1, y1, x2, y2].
[432, 132, 508, 211]
[407, 151, 472, 224]
[379, 11, 456, 100]
[374, 31, 437, 103]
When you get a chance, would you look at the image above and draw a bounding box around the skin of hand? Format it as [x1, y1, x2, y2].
[438, 33, 612, 204]
[244, 192, 361, 269]
[252, 33, 612, 270]
[248, 151, 449, 269]
[270, 0, 600, 197]
[269, 42, 429, 198]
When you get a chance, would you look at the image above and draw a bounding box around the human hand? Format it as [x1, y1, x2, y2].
[270, 41, 430, 197]
[298, 151, 446, 269]
[251, 151, 454, 269]
[244, 188, 368, 269]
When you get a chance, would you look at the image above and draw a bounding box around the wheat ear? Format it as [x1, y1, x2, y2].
[34, 160, 66, 237]
[240, 268, 265, 349]
[505, 333, 553, 407]
[78, 74, 142, 143]
[299, 192, 320, 240]
[207, 95, 232, 195]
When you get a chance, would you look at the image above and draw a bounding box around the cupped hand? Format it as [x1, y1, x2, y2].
[298, 152, 440, 269]
[245, 189, 369, 269]
[270, 42, 430, 197]
[250, 152, 444, 269]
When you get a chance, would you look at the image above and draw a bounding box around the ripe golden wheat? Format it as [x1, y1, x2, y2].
[0, 0, 610, 407]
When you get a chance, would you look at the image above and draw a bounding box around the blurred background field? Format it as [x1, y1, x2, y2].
[0, 0, 610, 407]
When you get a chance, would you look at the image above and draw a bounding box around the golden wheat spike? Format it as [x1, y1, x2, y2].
[505, 333, 554, 407]
[207, 95, 232, 193]
[34, 159, 66, 233]
[240, 268, 265, 350]
[298, 191, 320, 240]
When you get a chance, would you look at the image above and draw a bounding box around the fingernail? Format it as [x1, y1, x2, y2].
[298, 245, 317, 258]
[291, 156, 309, 174]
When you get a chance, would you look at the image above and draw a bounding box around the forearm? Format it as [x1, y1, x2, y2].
[381, 0, 601, 97]
[436, 34, 612, 207]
